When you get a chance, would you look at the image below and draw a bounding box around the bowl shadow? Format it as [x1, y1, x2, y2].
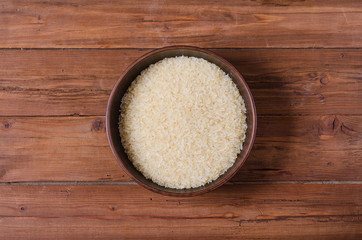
[213, 49, 296, 184]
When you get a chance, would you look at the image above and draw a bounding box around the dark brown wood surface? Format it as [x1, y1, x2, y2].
[1, 115, 361, 182]
[1, 49, 361, 116]
[0, 184, 361, 239]
[0, 0, 361, 239]
[1, 0, 362, 48]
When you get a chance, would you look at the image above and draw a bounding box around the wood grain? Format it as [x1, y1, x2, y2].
[1, 115, 360, 182]
[1, 49, 361, 116]
[0, 184, 360, 239]
[1, 0, 361, 238]
[1, 0, 362, 48]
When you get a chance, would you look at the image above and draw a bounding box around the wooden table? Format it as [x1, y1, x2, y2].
[1, 1, 361, 239]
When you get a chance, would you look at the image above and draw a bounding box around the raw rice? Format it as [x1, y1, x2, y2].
[119, 56, 247, 189]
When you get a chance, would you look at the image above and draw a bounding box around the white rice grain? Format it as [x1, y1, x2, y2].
[119, 56, 247, 189]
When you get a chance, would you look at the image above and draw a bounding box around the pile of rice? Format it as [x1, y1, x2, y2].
[119, 56, 247, 189]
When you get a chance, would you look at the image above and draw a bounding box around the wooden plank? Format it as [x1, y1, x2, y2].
[0, 116, 121, 182]
[1, 0, 362, 48]
[1, 115, 360, 182]
[1, 49, 361, 116]
[0, 184, 360, 239]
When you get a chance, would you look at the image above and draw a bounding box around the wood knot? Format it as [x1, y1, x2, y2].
[319, 73, 329, 85]
[340, 123, 356, 135]
[60, 188, 72, 199]
[319, 116, 357, 138]
[308, 72, 318, 79]
[91, 118, 105, 132]
[332, 116, 340, 130]
[308, 72, 330, 86]
[4, 120, 14, 129]
[318, 116, 339, 139]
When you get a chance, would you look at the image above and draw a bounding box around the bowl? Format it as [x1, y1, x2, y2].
[106, 46, 257, 196]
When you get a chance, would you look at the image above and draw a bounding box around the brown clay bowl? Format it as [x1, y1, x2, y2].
[106, 46, 257, 197]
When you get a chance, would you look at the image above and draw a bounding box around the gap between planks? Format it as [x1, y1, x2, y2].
[0, 181, 361, 186]
[1, 47, 362, 51]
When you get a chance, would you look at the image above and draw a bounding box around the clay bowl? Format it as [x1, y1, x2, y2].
[106, 46, 257, 197]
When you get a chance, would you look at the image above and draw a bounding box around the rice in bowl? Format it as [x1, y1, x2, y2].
[119, 56, 247, 189]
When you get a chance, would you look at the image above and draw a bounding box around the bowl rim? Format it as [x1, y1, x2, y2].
[106, 45, 257, 197]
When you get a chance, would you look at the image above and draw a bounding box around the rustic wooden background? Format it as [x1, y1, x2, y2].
[0, 0, 361, 239]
